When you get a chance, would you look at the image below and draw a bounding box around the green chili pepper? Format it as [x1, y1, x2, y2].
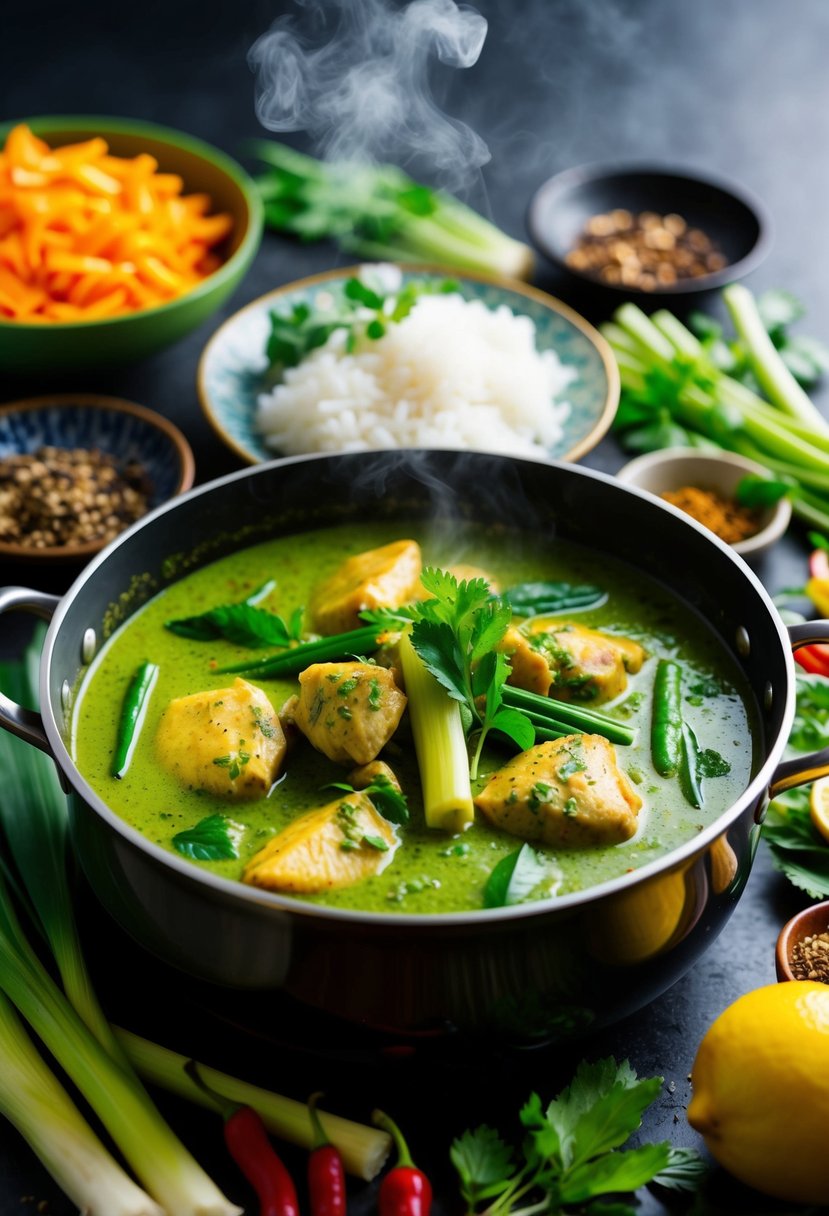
[112, 661, 159, 779]
[679, 722, 705, 810]
[651, 659, 683, 777]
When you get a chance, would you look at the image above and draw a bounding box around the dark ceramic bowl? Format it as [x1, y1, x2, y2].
[776, 900, 829, 982]
[527, 162, 770, 307]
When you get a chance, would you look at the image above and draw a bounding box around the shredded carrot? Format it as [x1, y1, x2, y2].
[0, 124, 233, 322]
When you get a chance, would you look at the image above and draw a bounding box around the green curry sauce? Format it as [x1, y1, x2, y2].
[71, 521, 757, 914]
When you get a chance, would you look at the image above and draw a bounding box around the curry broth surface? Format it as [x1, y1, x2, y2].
[72, 521, 757, 913]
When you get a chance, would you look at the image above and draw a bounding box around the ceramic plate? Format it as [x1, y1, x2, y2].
[198, 265, 619, 465]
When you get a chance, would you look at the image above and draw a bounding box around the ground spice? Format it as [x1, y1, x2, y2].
[566, 209, 726, 290]
[659, 485, 762, 544]
[0, 446, 152, 550]
[791, 931, 829, 983]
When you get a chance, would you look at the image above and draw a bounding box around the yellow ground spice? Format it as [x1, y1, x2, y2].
[660, 485, 762, 544]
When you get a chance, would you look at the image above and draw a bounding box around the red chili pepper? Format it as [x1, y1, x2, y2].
[307, 1092, 346, 1216]
[185, 1061, 299, 1216]
[796, 645, 829, 676]
[372, 1109, 432, 1216]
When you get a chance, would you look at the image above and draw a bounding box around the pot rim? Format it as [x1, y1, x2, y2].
[40, 449, 795, 928]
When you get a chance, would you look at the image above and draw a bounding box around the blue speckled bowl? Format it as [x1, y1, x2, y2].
[198, 265, 619, 465]
[0, 394, 195, 562]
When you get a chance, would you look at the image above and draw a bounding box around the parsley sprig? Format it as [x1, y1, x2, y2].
[451, 1057, 705, 1216]
[368, 569, 533, 779]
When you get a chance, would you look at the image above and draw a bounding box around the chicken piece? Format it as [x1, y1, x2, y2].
[474, 734, 642, 848]
[309, 540, 422, 635]
[502, 621, 646, 705]
[243, 792, 397, 893]
[156, 677, 286, 799]
[293, 662, 407, 765]
[348, 759, 402, 794]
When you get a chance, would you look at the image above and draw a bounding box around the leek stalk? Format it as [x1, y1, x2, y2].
[116, 1028, 391, 1181]
[398, 633, 474, 832]
[0, 991, 163, 1216]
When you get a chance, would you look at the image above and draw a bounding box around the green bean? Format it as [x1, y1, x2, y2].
[112, 662, 159, 779]
[500, 685, 635, 746]
[216, 626, 387, 678]
[651, 659, 683, 777]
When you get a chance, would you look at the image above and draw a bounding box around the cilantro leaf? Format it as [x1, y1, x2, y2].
[410, 619, 467, 703]
[172, 814, 243, 862]
[449, 1126, 516, 1207]
[552, 1058, 664, 1167]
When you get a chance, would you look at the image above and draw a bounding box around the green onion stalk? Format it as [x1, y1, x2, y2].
[0, 639, 241, 1216]
[602, 294, 829, 534]
[0, 990, 163, 1216]
[250, 140, 535, 281]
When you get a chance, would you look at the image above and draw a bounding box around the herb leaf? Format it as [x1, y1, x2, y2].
[560, 1143, 671, 1204]
[652, 1146, 709, 1192]
[735, 475, 792, 508]
[449, 1126, 516, 1207]
[166, 581, 304, 649]
[483, 843, 557, 909]
[172, 814, 243, 861]
[503, 582, 606, 617]
[326, 775, 410, 825]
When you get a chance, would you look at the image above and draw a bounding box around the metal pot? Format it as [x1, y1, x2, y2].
[2, 450, 827, 1042]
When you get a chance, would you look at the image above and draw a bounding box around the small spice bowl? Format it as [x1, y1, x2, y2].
[615, 448, 792, 560]
[526, 162, 770, 307]
[0, 394, 195, 563]
[776, 901, 829, 983]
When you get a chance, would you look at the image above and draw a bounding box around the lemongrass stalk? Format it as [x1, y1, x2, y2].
[724, 283, 829, 433]
[115, 1028, 391, 1181]
[613, 303, 678, 365]
[0, 880, 241, 1216]
[0, 992, 163, 1216]
[398, 633, 474, 832]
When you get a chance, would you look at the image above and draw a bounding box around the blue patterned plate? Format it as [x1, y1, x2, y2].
[198, 266, 619, 465]
[0, 394, 195, 561]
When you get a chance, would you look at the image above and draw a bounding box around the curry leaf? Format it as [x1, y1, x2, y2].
[172, 814, 243, 862]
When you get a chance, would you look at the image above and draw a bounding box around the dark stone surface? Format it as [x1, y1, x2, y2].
[1, 1, 827, 1212]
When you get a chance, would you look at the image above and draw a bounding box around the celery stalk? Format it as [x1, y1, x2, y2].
[116, 1027, 391, 1182]
[0, 992, 163, 1216]
[398, 633, 474, 832]
[724, 283, 829, 433]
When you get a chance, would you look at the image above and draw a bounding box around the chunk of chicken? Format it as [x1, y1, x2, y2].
[309, 540, 422, 635]
[347, 759, 402, 793]
[156, 677, 286, 798]
[293, 662, 407, 765]
[502, 621, 646, 705]
[474, 734, 642, 847]
[243, 791, 396, 893]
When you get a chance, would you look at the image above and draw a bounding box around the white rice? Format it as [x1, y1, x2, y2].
[256, 291, 575, 457]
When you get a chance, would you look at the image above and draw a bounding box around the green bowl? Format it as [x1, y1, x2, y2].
[0, 115, 263, 372]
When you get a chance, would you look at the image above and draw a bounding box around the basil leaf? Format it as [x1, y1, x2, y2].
[172, 814, 243, 862]
[484, 843, 554, 909]
[503, 582, 606, 617]
[166, 602, 303, 648]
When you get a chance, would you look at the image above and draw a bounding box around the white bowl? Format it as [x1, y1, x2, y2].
[616, 448, 792, 559]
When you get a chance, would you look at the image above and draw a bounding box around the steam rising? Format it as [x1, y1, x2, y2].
[249, 0, 491, 191]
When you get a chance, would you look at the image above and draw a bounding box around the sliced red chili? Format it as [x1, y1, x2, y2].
[811, 549, 829, 580]
[795, 646, 829, 676]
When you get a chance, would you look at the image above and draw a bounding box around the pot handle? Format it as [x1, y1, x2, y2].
[0, 586, 60, 754]
[769, 620, 829, 798]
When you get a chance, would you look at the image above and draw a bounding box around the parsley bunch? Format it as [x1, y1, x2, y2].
[373, 568, 533, 779]
[451, 1058, 704, 1216]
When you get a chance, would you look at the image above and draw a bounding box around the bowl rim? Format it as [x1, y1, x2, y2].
[616, 445, 792, 556]
[776, 899, 829, 982]
[0, 392, 196, 561]
[0, 114, 264, 331]
[526, 159, 772, 295]
[196, 260, 621, 465]
[39, 448, 796, 929]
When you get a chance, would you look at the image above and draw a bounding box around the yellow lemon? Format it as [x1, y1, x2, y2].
[688, 982, 829, 1203]
[811, 775, 829, 843]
